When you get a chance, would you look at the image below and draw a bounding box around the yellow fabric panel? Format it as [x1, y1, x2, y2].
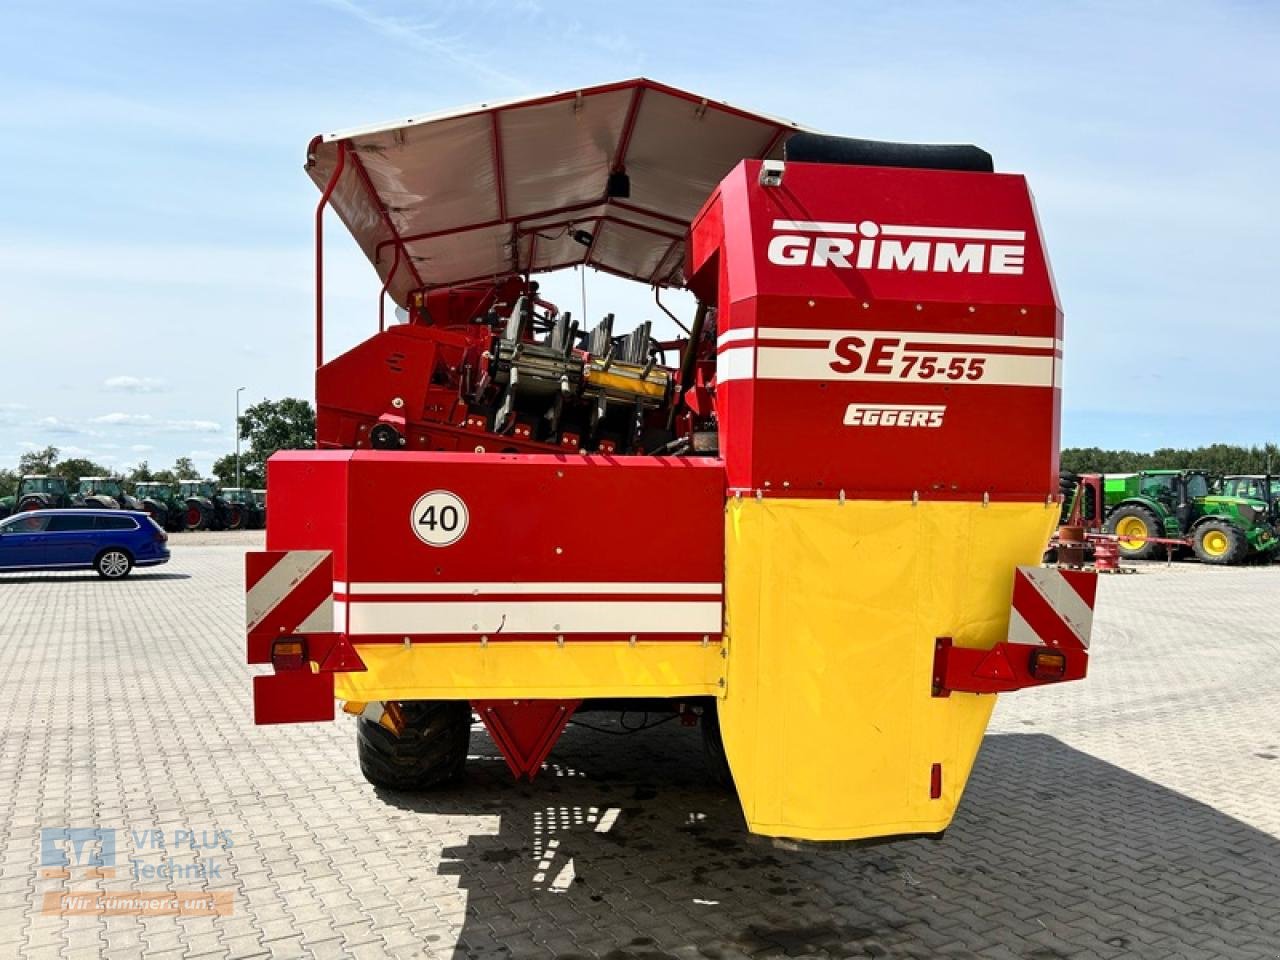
[722, 497, 1057, 842]
[333, 641, 724, 702]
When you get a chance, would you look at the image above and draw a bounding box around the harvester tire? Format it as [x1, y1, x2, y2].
[357, 701, 471, 790]
[700, 701, 734, 789]
[1104, 505, 1162, 561]
[1193, 521, 1246, 565]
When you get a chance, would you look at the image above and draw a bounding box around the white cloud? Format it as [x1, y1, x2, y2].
[320, 0, 524, 90]
[91, 413, 152, 426]
[36, 416, 85, 435]
[130, 444, 155, 453]
[160, 420, 220, 433]
[88, 413, 219, 433]
[104, 375, 167, 393]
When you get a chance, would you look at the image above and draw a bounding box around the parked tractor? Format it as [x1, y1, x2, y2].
[246, 79, 1098, 844]
[178, 479, 240, 531]
[252, 489, 267, 526]
[1063, 469, 1278, 564]
[222, 488, 265, 529]
[74, 477, 142, 511]
[3, 476, 73, 513]
[133, 482, 186, 532]
[1220, 475, 1280, 521]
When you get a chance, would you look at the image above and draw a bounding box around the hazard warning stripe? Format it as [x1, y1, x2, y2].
[1008, 566, 1095, 651]
[245, 550, 333, 642]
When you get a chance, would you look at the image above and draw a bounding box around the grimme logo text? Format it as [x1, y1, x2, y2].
[767, 219, 1026, 275]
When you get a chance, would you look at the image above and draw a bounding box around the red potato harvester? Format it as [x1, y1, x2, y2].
[247, 79, 1096, 843]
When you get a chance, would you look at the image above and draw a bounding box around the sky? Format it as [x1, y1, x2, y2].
[1, 0, 1277, 475]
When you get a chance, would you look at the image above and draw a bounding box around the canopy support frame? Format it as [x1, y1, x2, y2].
[315, 140, 347, 370]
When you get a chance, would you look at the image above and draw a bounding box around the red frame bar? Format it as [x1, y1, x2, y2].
[612, 86, 645, 174]
[378, 243, 401, 333]
[315, 141, 347, 369]
[346, 149, 425, 292]
[932, 637, 1087, 696]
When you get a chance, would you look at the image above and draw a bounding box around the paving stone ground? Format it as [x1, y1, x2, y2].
[1, 538, 1278, 959]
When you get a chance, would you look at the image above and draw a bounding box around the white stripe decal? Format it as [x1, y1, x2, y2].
[346, 600, 724, 636]
[345, 581, 723, 596]
[716, 328, 758, 348]
[880, 224, 1027, 241]
[772, 219, 861, 234]
[722, 348, 1055, 387]
[760, 328, 1060, 350]
[246, 551, 328, 631]
[716, 347, 756, 383]
[720, 328, 1062, 351]
[296, 596, 334, 634]
[1007, 607, 1041, 648]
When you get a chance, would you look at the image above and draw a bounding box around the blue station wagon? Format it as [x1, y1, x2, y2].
[0, 509, 170, 578]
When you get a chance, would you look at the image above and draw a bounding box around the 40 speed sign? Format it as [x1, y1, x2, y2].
[410, 490, 469, 547]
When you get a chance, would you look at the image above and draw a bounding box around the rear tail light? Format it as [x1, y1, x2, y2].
[271, 638, 308, 671]
[1029, 648, 1067, 680]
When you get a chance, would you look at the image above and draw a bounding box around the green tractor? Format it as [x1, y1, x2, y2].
[74, 477, 143, 511]
[252, 489, 267, 526]
[1219, 475, 1280, 519]
[1, 475, 74, 514]
[1065, 469, 1278, 565]
[178, 479, 244, 531]
[133, 482, 187, 532]
[221, 488, 265, 529]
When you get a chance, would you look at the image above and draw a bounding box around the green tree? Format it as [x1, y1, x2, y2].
[211, 454, 264, 489]
[52, 458, 110, 482]
[172, 457, 200, 480]
[0, 469, 16, 499]
[126, 461, 155, 484]
[238, 397, 315, 481]
[18, 445, 59, 475]
[1062, 443, 1280, 477]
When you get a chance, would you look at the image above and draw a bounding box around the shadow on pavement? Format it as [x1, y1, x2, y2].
[0, 571, 191, 584]
[379, 725, 1280, 960]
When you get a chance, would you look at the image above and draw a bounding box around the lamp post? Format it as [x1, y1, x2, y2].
[235, 386, 246, 488]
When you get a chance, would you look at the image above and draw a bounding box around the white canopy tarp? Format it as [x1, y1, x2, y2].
[307, 79, 808, 307]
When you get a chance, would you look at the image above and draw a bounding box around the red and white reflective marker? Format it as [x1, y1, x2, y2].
[1009, 566, 1097, 652]
[245, 550, 333, 663]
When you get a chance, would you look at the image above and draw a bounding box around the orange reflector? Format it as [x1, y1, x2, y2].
[271, 638, 308, 672]
[930, 762, 942, 799]
[1029, 648, 1068, 680]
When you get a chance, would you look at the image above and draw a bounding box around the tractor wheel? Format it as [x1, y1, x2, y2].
[356, 701, 471, 791]
[142, 502, 165, 527]
[1104, 505, 1163, 561]
[227, 505, 246, 531]
[700, 700, 734, 789]
[184, 503, 209, 531]
[1193, 521, 1246, 565]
